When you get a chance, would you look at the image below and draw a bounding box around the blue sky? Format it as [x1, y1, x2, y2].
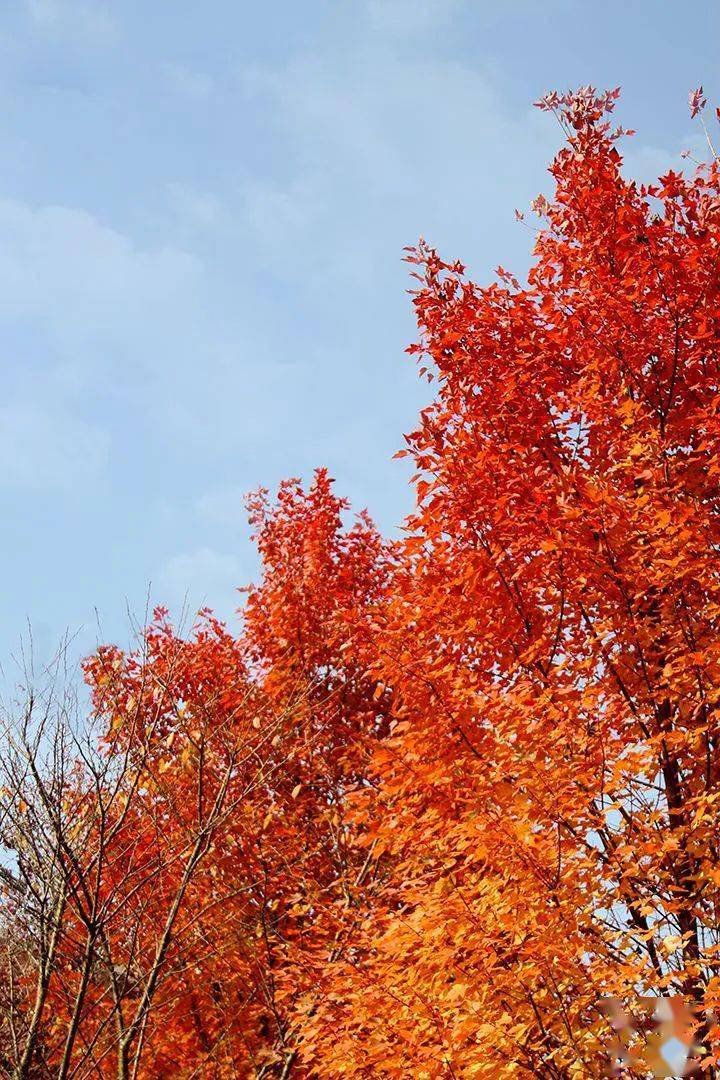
[0, 0, 717, 677]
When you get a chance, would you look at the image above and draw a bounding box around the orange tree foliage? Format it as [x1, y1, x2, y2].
[69, 471, 390, 1078]
[15, 88, 720, 1077]
[296, 89, 720, 1076]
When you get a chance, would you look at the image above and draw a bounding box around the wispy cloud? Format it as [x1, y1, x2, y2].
[0, 197, 201, 357]
[0, 401, 107, 490]
[196, 486, 250, 530]
[166, 182, 225, 232]
[163, 62, 215, 101]
[238, 45, 554, 290]
[25, 0, 117, 43]
[364, 0, 465, 36]
[621, 130, 708, 185]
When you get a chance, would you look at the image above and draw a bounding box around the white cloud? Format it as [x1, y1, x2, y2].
[167, 182, 225, 231]
[196, 486, 249, 530]
[0, 198, 201, 353]
[238, 49, 555, 289]
[25, 0, 116, 43]
[163, 63, 215, 101]
[0, 196, 210, 488]
[0, 401, 107, 490]
[365, 0, 465, 36]
[622, 130, 708, 185]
